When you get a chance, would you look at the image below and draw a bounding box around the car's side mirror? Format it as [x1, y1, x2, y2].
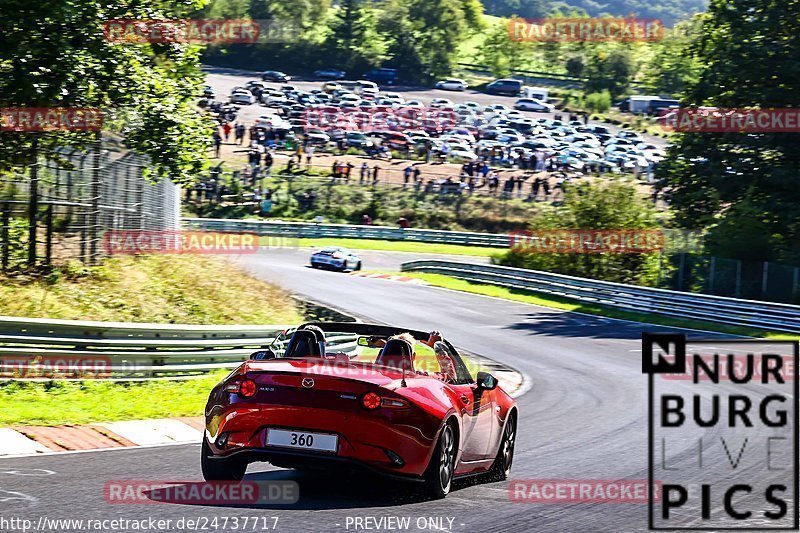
[357, 336, 370, 347]
[251, 348, 277, 360]
[476, 371, 498, 391]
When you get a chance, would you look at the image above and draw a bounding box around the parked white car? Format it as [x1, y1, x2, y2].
[230, 90, 255, 105]
[262, 91, 289, 106]
[435, 78, 468, 91]
[514, 98, 555, 112]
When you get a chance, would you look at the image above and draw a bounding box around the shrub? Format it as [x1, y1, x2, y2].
[584, 90, 612, 113]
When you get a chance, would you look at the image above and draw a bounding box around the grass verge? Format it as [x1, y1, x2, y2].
[370, 271, 797, 340]
[0, 373, 227, 426]
[290, 238, 503, 257]
[0, 255, 303, 426]
[0, 255, 302, 324]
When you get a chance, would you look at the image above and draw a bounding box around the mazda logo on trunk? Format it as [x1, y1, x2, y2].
[302, 378, 315, 388]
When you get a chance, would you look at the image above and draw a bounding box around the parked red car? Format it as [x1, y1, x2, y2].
[202, 322, 518, 498]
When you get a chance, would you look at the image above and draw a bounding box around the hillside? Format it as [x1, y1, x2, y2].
[482, 0, 707, 26]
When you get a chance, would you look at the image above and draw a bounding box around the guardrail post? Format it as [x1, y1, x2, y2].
[793, 267, 799, 301]
[1, 202, 9, 271]
[677, 253, 685, 291]
[762, 261, 769, 299]
[45, 204, 53, 266]
[28, 135, 39, 268]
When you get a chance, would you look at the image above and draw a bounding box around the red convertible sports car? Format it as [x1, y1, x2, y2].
[202, 322, 518, 498]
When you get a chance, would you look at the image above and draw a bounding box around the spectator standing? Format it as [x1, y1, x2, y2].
[360, 162, 369, 183]
[263, 150, 272, 172]
[403, 164, 412, 187]
[212, 130, 222, 158]
[306, 145, 315, 168]
[372, 164, 380, 184]
[222, 122, 232, 142]
[345, 162, 354, 182]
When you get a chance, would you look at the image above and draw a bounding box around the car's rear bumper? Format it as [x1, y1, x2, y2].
[205, 404, 441, 477]
[206, 447, 426, 483]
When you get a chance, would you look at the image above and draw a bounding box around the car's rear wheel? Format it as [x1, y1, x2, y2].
[486, 412, 516, 482]
[355, 261, 362, 271]
[201, 437, 247, 481]
[424, 421, 457, 499]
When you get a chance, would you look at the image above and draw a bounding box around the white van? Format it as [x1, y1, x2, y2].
[522, 86, 549, 101]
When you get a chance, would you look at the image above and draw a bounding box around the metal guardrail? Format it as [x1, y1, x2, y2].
[401, 260, 800, 333]
[0, 317, 356, 380]
[183, 218, 511, 248]
[0, 317, 293, 380]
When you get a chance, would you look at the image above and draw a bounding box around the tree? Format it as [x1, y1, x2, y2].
[643, 16, 703, 98]
[583, 46, 634, 100]
[496, 182, 662, 285]
[659, 0, 800, 264]
[324, 0, 382, 70]
[566, 55, 586, 78]
[478, 20, 530, 77]
[0, 0, 214, 184]
[400, 0, 485, 80]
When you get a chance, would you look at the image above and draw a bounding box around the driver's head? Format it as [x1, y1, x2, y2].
[301, 325, 326, 344]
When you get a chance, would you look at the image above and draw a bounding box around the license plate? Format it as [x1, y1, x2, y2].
[265, 429, 338, 453]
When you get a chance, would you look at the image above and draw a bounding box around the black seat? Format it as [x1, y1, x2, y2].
[284, 330, 324, 358]
[375, 338, 414, 372]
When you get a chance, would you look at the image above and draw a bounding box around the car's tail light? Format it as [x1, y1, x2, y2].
[381, 398, 409, 408]
[225, 379, 257, 398]
[362, 392, 381, 410]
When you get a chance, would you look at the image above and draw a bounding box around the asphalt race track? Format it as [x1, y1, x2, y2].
[2, 247, 778, 532]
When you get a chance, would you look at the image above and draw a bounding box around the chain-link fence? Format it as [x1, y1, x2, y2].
[0, 136, 179, 269]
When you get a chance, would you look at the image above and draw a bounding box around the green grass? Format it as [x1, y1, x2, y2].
[0, 255, 302, 324]
[290, 238, 504, 257]
[370, 271, 797, 340]
[0, 255, 303, 427]
[1, 373, 227, 426]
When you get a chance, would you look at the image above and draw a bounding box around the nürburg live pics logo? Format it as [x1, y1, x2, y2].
[643, 333, 799, 529]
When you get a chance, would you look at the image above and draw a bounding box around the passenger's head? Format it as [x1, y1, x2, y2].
[388, 332, 416, 352]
